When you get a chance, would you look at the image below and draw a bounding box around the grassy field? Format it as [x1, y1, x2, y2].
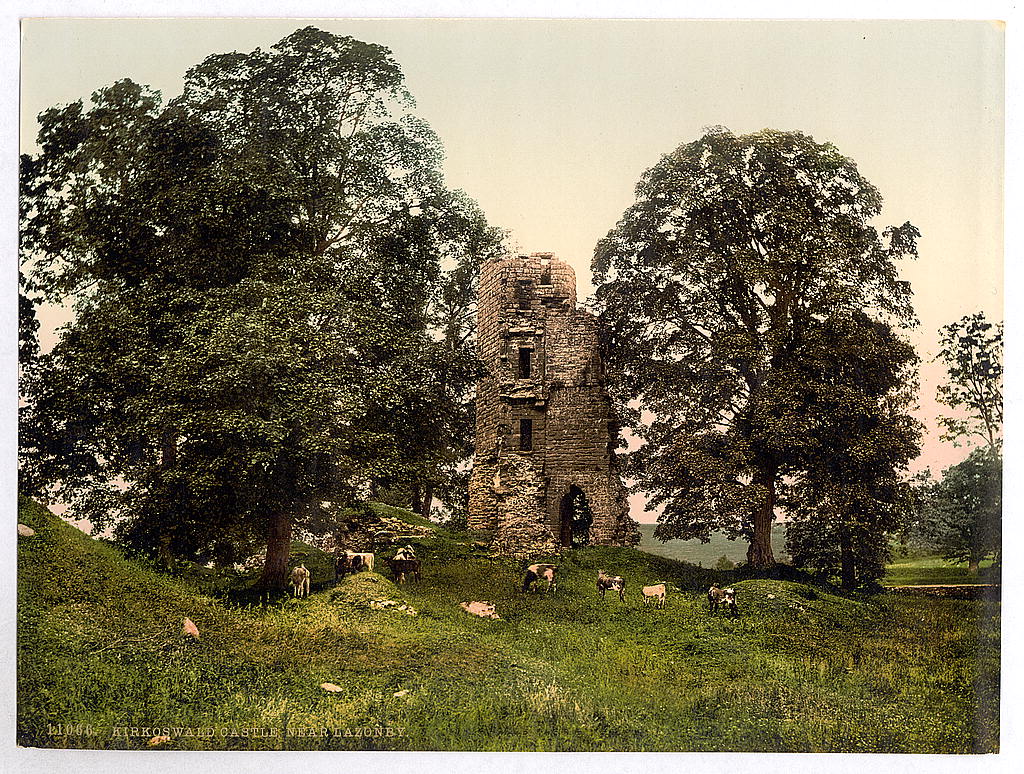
[636, 523, 994, 588]
[636, 523, 789, 565]
[882, 556, 997, 587]
[18, 497, 999, 752]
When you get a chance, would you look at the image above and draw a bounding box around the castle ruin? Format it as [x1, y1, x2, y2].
[467, 252, 640, 556]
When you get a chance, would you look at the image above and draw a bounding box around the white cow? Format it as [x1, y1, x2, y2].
[641, 583, 667, 608]
[290, 565, 310, 598]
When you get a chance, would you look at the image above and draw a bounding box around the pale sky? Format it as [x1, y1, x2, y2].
[17, 16, 1005, 515]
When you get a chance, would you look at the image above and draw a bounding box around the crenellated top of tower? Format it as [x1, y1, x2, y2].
[480, 252, 578, 311]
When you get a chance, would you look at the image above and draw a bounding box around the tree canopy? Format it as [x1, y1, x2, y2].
[592, 127, 919, 567]
[782, 313, 920, 588]
[19, 27, 504, 587]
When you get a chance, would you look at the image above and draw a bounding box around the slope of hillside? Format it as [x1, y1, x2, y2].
[17, 497, 999, 752]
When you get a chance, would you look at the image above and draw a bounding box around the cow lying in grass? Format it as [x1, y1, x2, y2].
[522, 563, 558, 593]
[641, 582, 666, 608]
[290, 565, 310, 598]
[335, 551, 374, 580]
[387, 557, 422, 584]
[707, 585, 738, 616]
[597, 569, 627, 602]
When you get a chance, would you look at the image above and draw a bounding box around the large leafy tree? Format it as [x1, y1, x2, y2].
[20, 28, 500, 588]
[783, 314, 920, 588]
[916, 447, 1002, 574]
[593, 127, 919, 567]
[935, 312, 1002, 451]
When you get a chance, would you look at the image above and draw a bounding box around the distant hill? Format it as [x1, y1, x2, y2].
[635, 523, 789, 566]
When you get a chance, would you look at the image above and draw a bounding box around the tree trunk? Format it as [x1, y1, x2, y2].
[839, 524, 856, 589]
[419, 483, 433, 520]
[968, 556, 981, 575]
[157, 532, 175, 572]
[158, 431, 178, 571]
[410, 482, 422, 514]
[260, 511, 292, 591]
[746, 466, 777, 568]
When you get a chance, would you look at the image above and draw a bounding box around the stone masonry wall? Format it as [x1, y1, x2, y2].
[467, 252, 639, 556]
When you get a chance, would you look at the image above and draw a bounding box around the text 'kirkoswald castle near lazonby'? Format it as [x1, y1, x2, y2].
[468, 252, 640, 556]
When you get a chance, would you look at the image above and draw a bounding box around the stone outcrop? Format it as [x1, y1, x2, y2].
[468, 252, 640, 557]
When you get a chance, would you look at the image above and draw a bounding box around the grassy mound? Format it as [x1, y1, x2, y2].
[329, 573, 402, 606]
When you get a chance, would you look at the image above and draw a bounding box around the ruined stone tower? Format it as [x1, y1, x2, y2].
[467, 252, 640, 556]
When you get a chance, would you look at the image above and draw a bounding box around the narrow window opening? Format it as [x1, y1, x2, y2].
[519, 418, 533, 452]
[516, 281, 532, 310]
[518, 348, 532, 378]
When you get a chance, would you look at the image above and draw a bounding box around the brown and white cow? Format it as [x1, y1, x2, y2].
[522, 563, 558, 593]
[597, 569, 627, 602]
[335, 551, 375, 580]
[707, 585, 738, 616]
[386, 557, 422, 584]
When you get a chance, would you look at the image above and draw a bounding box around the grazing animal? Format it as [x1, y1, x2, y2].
[707, 585, 738, 616]
[290, 565, 310, 598]
[387, 557, 422, 584]
[522, 563, 558, 593]
[335, 551, 374, 580]
[596, 569, 627, 602]
[641, 582, 667, 608]
[394, 544, 417, 561]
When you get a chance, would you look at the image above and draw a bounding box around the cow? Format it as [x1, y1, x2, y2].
[335, 551, 374, 580]
[708, 585, 738, 616]
[522, 563, 558, 593]
[597, 569, 627, 602]
[386, 557, 422, 584]
[641, 582, 667, 608]
[290, 565, 310, 598]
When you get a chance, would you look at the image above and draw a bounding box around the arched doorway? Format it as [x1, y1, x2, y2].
[558, 485, 594, 548]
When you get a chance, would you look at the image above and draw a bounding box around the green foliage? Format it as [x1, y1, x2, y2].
[19, 498, 998, 753]
[593, 127, 918, 567]
[19, 27, 504, 586]
[914, 447, 1001, 569]
[714, 555, 736, 571]
[782, 314, 920, 588]
[935, 312, 1002, 450]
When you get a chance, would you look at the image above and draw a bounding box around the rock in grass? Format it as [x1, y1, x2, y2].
[148, 735, 170, 746]
[459, 601, 500, 620]
[182, 617, 200, 639]
[17, 523, 35, 537]
[393, 689, 411, 698]
[321, 682, 343, 693]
